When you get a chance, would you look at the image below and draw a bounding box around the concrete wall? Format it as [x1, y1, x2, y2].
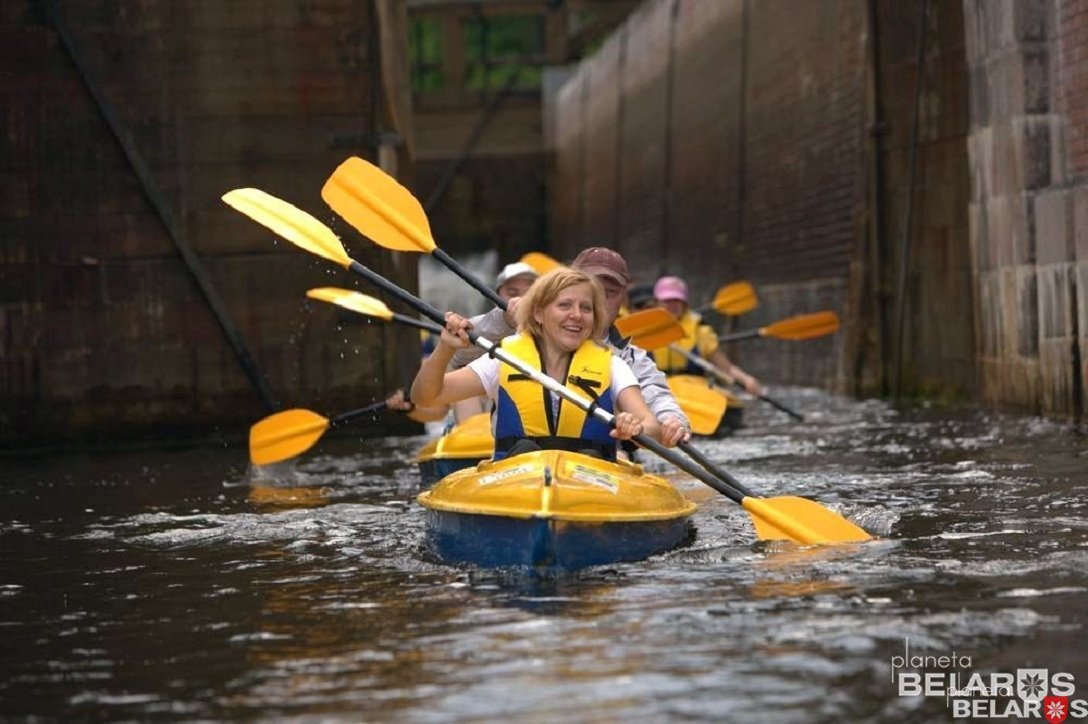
[549, 0, 975, 399]
[1, 2, 420, 447]
[965, 0, 1087, 420]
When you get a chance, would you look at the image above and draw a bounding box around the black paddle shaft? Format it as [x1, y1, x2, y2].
[390, 312, 444, 336]
[433, 248, 508, 310]
[719, 329, 761, 342]
[756, 392, 805, 422]
[330, 400, 390, 427]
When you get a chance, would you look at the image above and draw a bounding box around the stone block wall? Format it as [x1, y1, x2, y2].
[965, 0, 1087, 420]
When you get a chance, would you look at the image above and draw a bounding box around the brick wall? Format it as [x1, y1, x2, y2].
[549, 0, 975, 397]
[1, 2, 420, 447]
[1059, 0, 1088, 180]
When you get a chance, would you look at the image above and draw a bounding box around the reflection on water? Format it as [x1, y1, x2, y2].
[1, 392, 1086, 721]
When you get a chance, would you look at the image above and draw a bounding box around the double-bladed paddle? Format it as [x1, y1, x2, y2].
[699, 281, 759, 316]
[321, 157, 508, 309]
[666, 344, 806, 422]
[251, 291, 453, 466]
[720, 311, 841, 343]
[298, 157, 870, 544]
[615, 310, 806, 422]
[519, 251, 564, 275]
[249, 401, 388, 465]
[306, 287, 443, 336]
[663, 376, 730, 436]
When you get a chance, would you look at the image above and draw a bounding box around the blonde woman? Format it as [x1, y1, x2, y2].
[411, 268, 660, 460]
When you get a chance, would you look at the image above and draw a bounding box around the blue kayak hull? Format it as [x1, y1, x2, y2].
[424, 508, 693, 569]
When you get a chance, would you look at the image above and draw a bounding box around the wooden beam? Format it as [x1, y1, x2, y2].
[375, 0, 416, 158]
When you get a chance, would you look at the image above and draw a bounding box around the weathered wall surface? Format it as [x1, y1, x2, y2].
[550, 0, 975, 397]
[965, 0, 1087, 420]
[1, 2, 419, 447]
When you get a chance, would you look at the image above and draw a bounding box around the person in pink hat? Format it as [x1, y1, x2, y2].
[651, 276, 763, 396]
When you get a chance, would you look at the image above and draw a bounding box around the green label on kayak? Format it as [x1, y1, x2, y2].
[569, 465, 619, 493]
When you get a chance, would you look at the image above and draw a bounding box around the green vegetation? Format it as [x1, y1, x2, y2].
[408, 13, 545, 94]
[409, 17, 444, 91]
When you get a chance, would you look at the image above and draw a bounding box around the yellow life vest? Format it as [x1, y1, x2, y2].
[652, 311, 705, 374]
[493, 333, 616, 460]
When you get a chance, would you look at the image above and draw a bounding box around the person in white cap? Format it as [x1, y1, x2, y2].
[493, 261, 538, 302]
[651, 275, 763, 396]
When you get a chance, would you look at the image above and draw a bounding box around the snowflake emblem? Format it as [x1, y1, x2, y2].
[1021, 673, 1046, 699]
[1044, 697, 1068, 724]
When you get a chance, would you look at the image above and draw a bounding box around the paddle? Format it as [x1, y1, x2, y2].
[299, 167, 867, 544]
[222, 188, 438, 315]
[720, 311, 841, 343]
[519, 251, 564, 275]
[249, 400, 388, 465]
[664, 376, 729, 436]
[609, 307, 685, 351]
[306, 287, 443, 336]
[667, 344, 806, 422]
[321, 157, 508, 309]
[696, 281, 759, 316]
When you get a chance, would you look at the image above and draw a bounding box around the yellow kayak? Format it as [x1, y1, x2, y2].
[417, 449, 696, 569]
[416, 412, 495, 486]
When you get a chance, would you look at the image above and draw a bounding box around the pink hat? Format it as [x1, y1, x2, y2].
[653, 276, 688, 303]
[571, 247, 630, 286]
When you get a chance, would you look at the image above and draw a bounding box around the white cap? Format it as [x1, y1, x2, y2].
[495, 262, 539, 290]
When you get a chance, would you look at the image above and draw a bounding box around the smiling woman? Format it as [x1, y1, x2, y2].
[410, 268, 661, 460]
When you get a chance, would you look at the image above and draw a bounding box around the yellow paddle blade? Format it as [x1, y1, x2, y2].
[322, 157, 435, 254]
[712, 281, 759, 316]
[743, 496, 872, 544]
[666, 376, 728, 435]
[222, 189, 352, 268]
[763, 311, 841, 340]
[249, 408, 332, 465]
[613, 308, 684, 350]
[519, 252, 564, 275]
[306, 287, 394, 321]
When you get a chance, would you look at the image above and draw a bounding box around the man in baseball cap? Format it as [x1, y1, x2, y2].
[571, 247, 630, 331]
[569, 247, 689, 446]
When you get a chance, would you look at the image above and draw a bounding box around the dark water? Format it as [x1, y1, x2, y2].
[2, 391, 1086, 722]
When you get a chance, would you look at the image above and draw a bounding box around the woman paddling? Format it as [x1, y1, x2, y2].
[411, 268, 660, 460]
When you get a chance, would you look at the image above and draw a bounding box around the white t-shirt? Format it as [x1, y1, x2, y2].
[467, 353, 639, 411]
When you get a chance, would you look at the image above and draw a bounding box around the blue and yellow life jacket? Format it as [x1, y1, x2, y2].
[652, 311, 706, 375]
[493, 333, 616, 461]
